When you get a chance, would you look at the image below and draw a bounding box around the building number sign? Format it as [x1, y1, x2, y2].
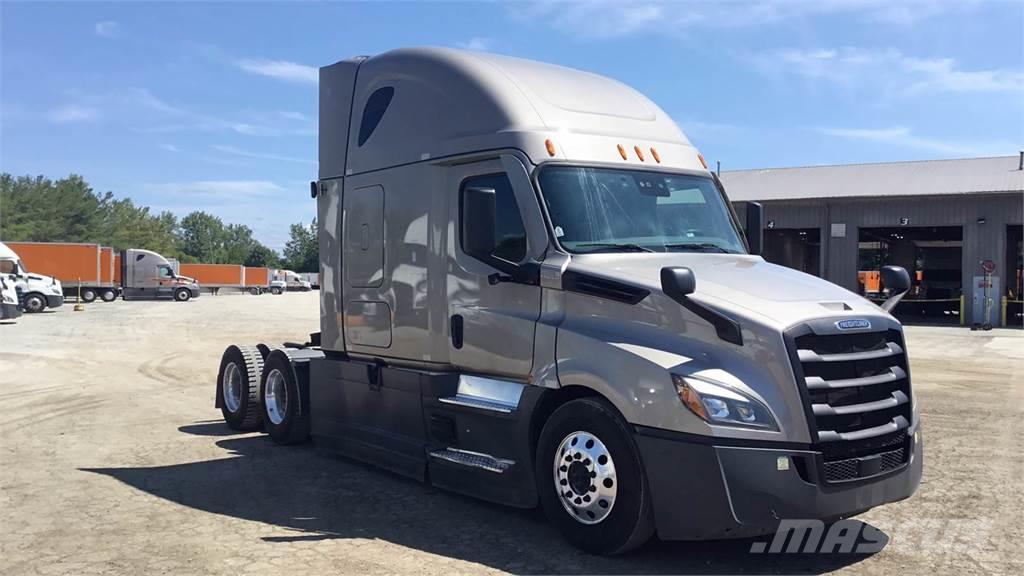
[899, 217, 910, 226]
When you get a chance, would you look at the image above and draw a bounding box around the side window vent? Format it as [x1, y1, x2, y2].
[562, 271, 649, 305]
[358, 87, 395, 147]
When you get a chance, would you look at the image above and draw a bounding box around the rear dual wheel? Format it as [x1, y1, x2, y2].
[259, 350, 310, 444]
[218, 345, 266, 430]
[100, 289, 117, 302]
[536, 398, 654, 555]
[81, 289, 97, 303]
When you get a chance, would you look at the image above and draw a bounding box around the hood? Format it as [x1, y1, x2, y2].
[566, 253, 886, 329]
[176, 275, 197, 284]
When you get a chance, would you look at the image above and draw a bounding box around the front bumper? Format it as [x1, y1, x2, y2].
[1, 302, 22, 319]
[635, 427, 923, 540]
[46, 294, 65, 308]
[189, 286, 201, 298]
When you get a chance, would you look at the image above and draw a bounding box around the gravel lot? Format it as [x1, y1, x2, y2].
[1, 292, 1022, 575]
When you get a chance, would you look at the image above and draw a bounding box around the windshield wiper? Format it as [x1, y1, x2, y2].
[575, 242, 655, 253]
[664, 242, 733, 253]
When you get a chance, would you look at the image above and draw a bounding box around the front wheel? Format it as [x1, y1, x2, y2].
[23, 293, 46, 313]
[270, 287, 282, 295]
[536, 397, 654, 555]
[173, 288, 191, 302]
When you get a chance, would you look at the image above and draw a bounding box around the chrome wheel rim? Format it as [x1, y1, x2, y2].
[264, 369, 288, 425]
[554, 430, 617, 525]
[223, 362, 242, 413]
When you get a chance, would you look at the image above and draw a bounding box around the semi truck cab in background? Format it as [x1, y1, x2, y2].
[272, 269, 312, 292]
[121, 248, 200, 302]
[216, 48, 922, 554]
[1, 270, 22, 320]
[0, 241, 64, 313]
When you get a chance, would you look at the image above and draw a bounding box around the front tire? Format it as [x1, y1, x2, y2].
[217, 345, 264, 430]
[259, 350, 310, 444]
[536, 397, 654, 555]
[23, 293, 46, 313]
[270, 287, 282, 295]
[174, 288, 191, 302]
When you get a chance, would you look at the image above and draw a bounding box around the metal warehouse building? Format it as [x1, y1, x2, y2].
[721, 155, 1024, 327]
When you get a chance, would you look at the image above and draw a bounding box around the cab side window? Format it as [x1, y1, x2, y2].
[461, 173, 527, 263]
[158, 265, 173, 278]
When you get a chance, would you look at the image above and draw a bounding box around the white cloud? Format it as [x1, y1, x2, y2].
[278, 110, 310, 122]
[159, 143, 180, 153]
[94, 21, 118, 37]
[48, 104, 99, 124]
[235, 59, 318, 84]
[145, 180, 284, 199]
[750, 47, 1024, 96]
[815, 125, 1017, 157]
[522, 0, 968, 39]
[457, 37, 494, 51]
[211, 144, 316, 165]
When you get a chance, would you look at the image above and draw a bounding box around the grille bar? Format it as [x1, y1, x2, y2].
[812, 390, 909, 417]
[817, 415, 909, 443]
[805, 366, 906, 390]
[797, 342, 902, 363]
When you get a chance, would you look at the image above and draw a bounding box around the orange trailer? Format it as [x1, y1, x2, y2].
[178, 263, 244, 287]
[4, 241, 120, 302]
[244, 267, 270, 287]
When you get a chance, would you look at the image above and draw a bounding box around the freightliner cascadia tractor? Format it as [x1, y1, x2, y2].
[215, 48, 921, 554]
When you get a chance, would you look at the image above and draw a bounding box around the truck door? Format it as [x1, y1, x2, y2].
[447, 156, 546, 379]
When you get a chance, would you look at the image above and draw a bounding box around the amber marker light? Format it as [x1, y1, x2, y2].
[650, 147, 661, 163]
[545, 139, 556, 157]
[617, 144, 628, 160]
[698, 152, 709, 170]
[634, 145, 645, 161]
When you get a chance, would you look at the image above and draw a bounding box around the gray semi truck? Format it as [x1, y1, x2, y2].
[214, 48, 921, 554]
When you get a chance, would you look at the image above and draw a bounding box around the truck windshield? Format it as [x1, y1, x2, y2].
[538, 166, 746, 254]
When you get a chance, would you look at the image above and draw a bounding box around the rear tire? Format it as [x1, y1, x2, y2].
[217, 345, 264, 431]
[100, 289, 117, 302]
[536, 397, 654, 555]
[81, 289, 97, 303]
[174, 288, 191, 302]
[23, 293, 46, 313]
[259, 350, 310, 444]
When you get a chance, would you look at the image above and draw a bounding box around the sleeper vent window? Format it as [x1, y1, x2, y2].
[358, 87, 395, 147]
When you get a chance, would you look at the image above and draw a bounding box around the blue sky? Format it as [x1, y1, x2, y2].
[2, 1, 1022, 249]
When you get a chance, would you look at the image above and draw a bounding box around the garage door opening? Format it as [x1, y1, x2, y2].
[1006, 225, 1022, 327]
[858, 226, 963, 323]
[763, 228, 821, 276]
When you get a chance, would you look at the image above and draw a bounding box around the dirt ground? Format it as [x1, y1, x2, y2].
[1, 292, 1022, 575]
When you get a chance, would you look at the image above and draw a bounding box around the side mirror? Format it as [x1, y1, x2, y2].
[745, 202, 764, 256]
[462, 186, 497, 261]
[661, 266, 696, 300]
[880, 265, 911, 312]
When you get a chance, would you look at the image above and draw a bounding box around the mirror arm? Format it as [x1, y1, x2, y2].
[661, 266, 743, 346]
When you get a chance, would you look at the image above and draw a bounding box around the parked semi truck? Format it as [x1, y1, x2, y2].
[0, 242, 65, 312]
[4, 241, 116, 303]
[271, 269, 312, 292]
[6, 242, 199, 302]
[0, 271, 22, 320]
[215, 48, 921, 554]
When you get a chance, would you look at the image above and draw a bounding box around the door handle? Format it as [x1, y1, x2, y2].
[450, 314, 464, 349]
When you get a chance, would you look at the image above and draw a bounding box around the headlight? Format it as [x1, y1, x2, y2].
[671, 374, 778, 430]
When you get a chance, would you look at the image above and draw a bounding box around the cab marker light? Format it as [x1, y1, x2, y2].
[617, 144, 628, 160]
[634, 145, 645, 161]
[650, 147, 661, 163]
[698, 152, 708, 170]
[545, 139, 556, 157]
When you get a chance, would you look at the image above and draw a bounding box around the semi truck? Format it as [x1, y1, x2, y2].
[214, 48, 921, 554]
[6, 242, 199, 302]
[3, 241, 116, 303]
[1, 271, 22, 321]
[0, 241, 65, 312]
[271, 269, 312, 292]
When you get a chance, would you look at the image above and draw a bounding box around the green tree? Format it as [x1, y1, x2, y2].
[283, 219, 318, 272]
[245, 243, 281, 268]
[178, 211, 226, 263]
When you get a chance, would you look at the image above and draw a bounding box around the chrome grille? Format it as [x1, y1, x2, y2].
[789, 323, 913, 482]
